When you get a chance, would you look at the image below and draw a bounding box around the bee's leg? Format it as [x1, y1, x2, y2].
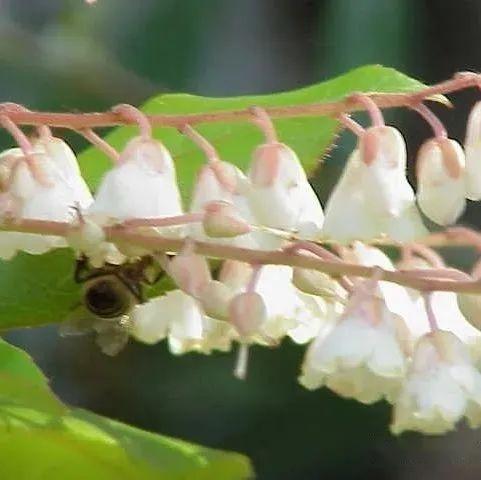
[74, 256, 93, 283]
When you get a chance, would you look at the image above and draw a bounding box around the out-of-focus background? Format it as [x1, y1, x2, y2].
[3, 1, 481, 479]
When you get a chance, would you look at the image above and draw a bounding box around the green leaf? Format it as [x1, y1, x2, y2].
[0, 337, 65, 415]
[0, 339, 252, 479]
[0, 407, 252, 479]
[1, 64, 432, 330]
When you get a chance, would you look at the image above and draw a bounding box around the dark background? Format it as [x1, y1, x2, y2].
[3, 1, 481, 479]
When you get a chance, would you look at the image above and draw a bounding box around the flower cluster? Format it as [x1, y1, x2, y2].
[3, 75, 481, 435]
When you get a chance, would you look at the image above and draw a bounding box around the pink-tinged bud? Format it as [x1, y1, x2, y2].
[169, 248, 211, 297]
[229, 291, 267, 337]
[219, 260, 253, 289]
[292, 268, 339, 298]
[202, 200, 252, 238]
[464, 101, 481, 200]
[198, 280, 234, 321]
[249, 143, 282, 186]
[416, 138, 466, 226]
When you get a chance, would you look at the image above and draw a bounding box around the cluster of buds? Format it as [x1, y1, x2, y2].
[5, 73, 481, 435]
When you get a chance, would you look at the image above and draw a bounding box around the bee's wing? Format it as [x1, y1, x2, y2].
[59, 306, 97, 337]
[95, 324, 130, 356]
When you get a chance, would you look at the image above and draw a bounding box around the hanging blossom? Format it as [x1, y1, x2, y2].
[391, 330, 481, 434]
[323, 125, 427, 242]
[416, 137, 466, 226]
[299, 275, 411, 404]
[5, 75, 481, 437]
[246, 139, 324, 244]
[0, 137, 92, 259]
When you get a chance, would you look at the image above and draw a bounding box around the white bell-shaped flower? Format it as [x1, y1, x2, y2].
[323, 126, 426, 243]
[0, 145, 91, 259]
[299, 293, 410, 404]
[322, 150, 378, 242]
[33, 136, 93, 209]
[89, 136, 183, 236]
[359, 126, 414, 217]
[416, 138, 466, 225]
[131, 289, 237, 354]
[255, 265, 331, 344]
[247, 142, 324, 237]
[464, 101, 481, 200]
[391, 330, 481, 434]
[345, 242, 423, 334]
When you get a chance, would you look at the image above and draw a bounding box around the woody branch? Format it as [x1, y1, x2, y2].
[0, 72, 478, 130]
[0, 218, 480, 294]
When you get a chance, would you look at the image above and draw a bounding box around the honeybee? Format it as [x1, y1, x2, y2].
[60, 255, 164, 356]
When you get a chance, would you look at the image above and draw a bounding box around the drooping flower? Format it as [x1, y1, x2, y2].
[88, 136, 183, 235]
[464, 101, 481, 201]
[322, 150, 378, 242]
[0, 143, 93, 259]
[131, 289, 237, 355]
[299, 290, 411, 404]
[33, 135, 93, 209]
[391, 330, 481, 435]
[323, 126, 427, 243]
[246, 142, 324, 240]
[416, 138, 466, 225]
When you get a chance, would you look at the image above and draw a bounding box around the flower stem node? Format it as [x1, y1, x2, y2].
[416, 138, 466, 226]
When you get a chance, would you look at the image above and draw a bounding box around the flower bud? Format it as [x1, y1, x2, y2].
[292, 268, 339, 298]
[202, 200, 252, 238]
[229, 291, 267, 337]
[168, 248, 211, 297]
[464, 101, 481, 200]
[198, 280, 234, 321]
[416, 138, 466, 225]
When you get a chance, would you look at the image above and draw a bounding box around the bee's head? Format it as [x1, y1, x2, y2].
[83, 275, 138, 319]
